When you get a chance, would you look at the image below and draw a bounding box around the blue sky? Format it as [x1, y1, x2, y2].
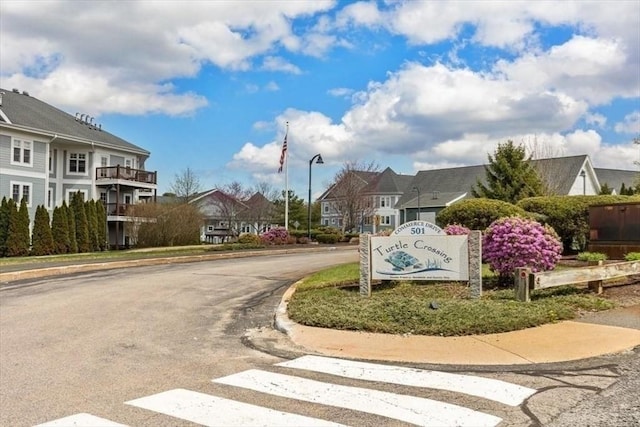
[1, 0, 639, 198]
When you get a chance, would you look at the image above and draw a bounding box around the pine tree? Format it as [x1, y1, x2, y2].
[0, 197, 10, 257]
[472, 140, 545, 204]
[85, 200, 99, 251]
[71, 192, 90, 253]
[51, 206, 70, 254]
[32, 205, 54, 256]
[95, 200, 108, 251]
[598, 183, 612, 195]
[64, 201, 78, 254]
[6, 198, 30, 257]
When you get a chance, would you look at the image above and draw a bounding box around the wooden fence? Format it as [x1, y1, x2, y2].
[515, 261, 640, 302]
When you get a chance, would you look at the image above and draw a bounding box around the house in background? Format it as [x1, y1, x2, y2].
[0, 88, 157, 248]
[319, 167, 414, 233]
[396, 155, 637, 222]
[189, 189, 278, 243]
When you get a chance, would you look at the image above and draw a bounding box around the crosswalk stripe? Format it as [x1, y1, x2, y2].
[125, 388, 346, 427]
[214, 369, 503, 427]
[35, 413, 127, 426]
[278, 355, 536, 406]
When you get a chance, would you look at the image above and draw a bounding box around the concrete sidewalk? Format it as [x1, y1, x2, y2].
[275, 285, 640, 365]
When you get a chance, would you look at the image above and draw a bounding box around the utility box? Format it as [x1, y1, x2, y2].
[588, 202, 640, 259]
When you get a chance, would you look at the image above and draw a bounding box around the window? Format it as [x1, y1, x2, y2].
[323, 203, 329, 213]
[68, 152, 87, 174]
[11, 181, 32, 206]
[380, 215, 391, 225]
[49, 150, 53, 172]
[323, 219, 329, 226]
[207, 225, 214, 232]
[11, 139, 32, 166]
[47, 188, 53, 209]
[380, 196, 391, 208]
[99, 192, 107, 204]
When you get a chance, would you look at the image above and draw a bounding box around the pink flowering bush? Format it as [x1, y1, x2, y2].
[260, 227, 289, 245]
[483, 216, 562, 284]
[444, 224, 471, 235]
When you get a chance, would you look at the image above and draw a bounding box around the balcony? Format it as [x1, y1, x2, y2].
[96, 166, 157, 185]
[105, 202, 134, 217]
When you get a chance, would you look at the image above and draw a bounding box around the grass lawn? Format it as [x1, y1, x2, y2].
[287, 262, 615, 336]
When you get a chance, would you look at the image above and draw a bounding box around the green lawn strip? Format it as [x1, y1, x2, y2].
[0, 244, 267, 267]
[288, 263, 615, 336]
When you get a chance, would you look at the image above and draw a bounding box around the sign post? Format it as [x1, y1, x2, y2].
[360, 221, 482, 298]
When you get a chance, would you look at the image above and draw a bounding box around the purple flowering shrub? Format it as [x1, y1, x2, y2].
[483, 217, 562, 282]
[444, 224, 471, 235]
[260, 227, 289, 245]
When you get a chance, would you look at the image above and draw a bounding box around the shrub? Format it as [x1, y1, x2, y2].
[576, 252, 608, 262]
[444, 224, 470, 235]
[6, 198, 30, 257]
[483, 217, 562, 284]
[237, 233, 262, 245]
[625, 252, 640, 261]
[297, 236, 310, 244]
[31, 205, 54, 256]
[436, 198, 529, 230]
[260, 227, 289, 245]
[316, 233, 341, 244]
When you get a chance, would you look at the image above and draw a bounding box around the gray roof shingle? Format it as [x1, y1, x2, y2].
[0, 88, 149, 155]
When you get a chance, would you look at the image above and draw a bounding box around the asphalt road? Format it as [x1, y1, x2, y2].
[0, 250, 359, 426]
[1, 249, 638, 426]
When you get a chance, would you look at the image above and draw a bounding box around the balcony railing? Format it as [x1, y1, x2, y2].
[105, 203, 135, 216]
[96, 166, 157, 185]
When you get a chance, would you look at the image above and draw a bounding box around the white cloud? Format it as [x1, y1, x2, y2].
[614, 111, 640, 134]
[261, 56, 302, 74]
[327, 87, 354, 97]
[0, 1, 333, 115]
[585, 113, 607, 128]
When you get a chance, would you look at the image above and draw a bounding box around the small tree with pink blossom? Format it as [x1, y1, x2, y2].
[260, 227, 289, 245]
[483, 216, 562, 285]
[444, 224, 470, 235]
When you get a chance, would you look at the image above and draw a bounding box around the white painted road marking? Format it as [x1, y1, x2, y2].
[213, 369, 503, 427]
[35, 413, 127, 426]
[126, 388, 345, 427]
[278, 355, 536, 406]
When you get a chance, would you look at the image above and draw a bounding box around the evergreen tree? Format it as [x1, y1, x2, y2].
[598, 183, 612, 195]
[51, 206, 70, 254]
[472, 140, 545, 203]
[71, 192, 90, 252]
[64, 201, 78, 254]
[95, 200, 108, 250]
[85, 200, 100, 251]
[620, 183, 627, 195]
[31, 205, 54, 256]
[0, 197, 10, 257]
[6, 198, 30, 257]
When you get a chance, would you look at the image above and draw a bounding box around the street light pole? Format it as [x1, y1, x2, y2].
[308, 154, 324, 240]
[413, 186, 420, 221]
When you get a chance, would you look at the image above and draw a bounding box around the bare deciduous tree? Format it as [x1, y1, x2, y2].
[327, 160, 380, 233]
[523, 135, 566, 195]
[169, 167, 202, 203]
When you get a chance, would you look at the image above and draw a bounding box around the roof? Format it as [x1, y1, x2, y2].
[531, 155, 589, 195]
[399, 191, 468, 209]
[361, 167, 415, 194]
[396, 155, 595, 207]
[0, 88, 149, 155]
[594, 168, 638, 193]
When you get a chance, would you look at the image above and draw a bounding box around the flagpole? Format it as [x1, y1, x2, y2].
[284, 122, 289, 230]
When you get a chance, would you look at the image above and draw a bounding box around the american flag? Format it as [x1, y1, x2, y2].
[277, 133, 287, 173]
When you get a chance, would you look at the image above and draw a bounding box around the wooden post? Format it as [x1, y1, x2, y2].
[515, 267, 532, 302]
[588, 260, 604, 294]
